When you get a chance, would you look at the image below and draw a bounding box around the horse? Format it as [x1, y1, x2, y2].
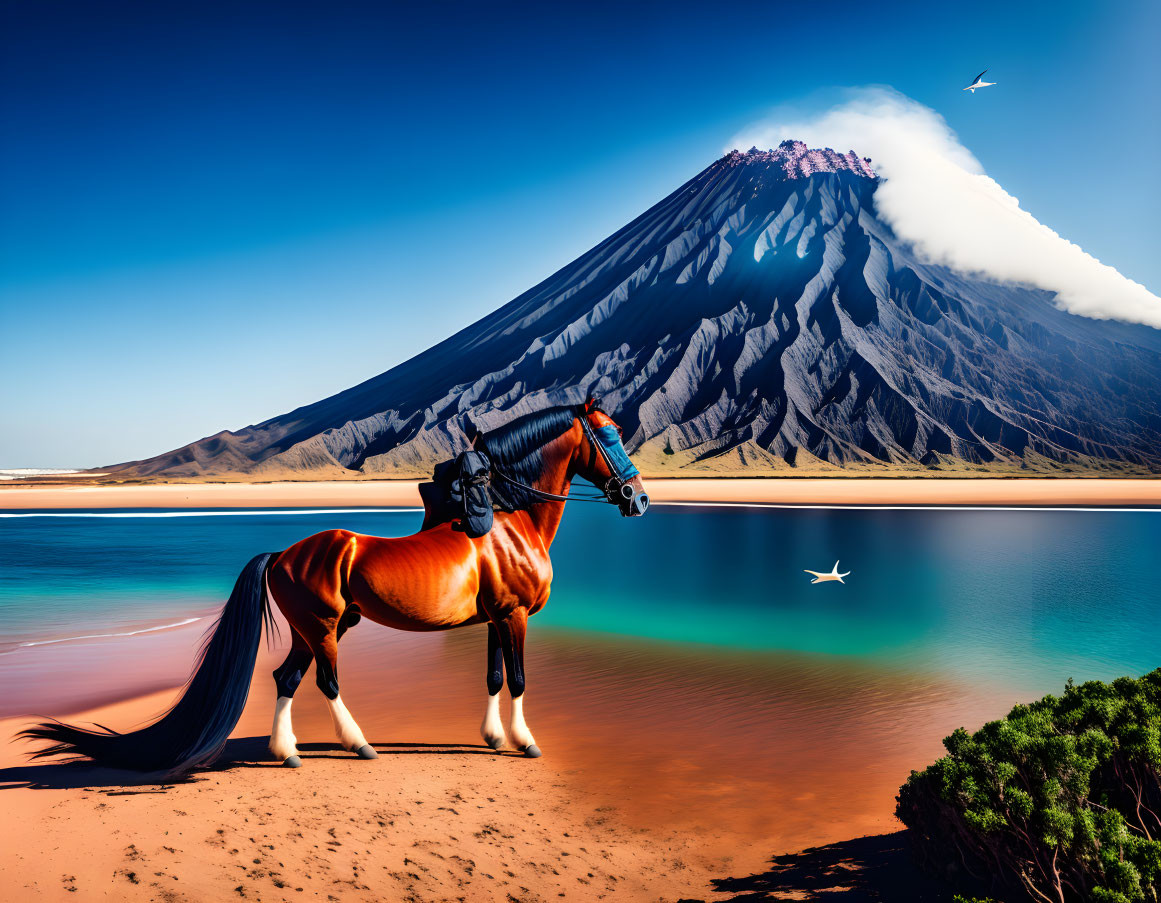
[21, 401, 649, 776]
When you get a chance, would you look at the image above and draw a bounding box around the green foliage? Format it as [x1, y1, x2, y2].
[898, 669, 1161, 902]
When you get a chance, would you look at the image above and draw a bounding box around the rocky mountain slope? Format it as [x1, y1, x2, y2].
[110, 141, 1161, 478]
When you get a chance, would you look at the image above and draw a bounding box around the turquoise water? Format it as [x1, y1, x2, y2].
[1, 504, 1158, 692]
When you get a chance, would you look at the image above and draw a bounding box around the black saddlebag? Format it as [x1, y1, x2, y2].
[418, 450, 494, 538]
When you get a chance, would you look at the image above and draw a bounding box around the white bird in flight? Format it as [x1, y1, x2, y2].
[804, 561, 850, 584]
[964, 69, 997, 93]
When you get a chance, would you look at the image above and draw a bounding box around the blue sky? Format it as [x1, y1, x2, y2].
[2, 0, 1158, 467]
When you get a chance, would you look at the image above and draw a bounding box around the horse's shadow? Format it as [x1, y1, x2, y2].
[709, 832, 956, 902]
[0, 736, 500, 791]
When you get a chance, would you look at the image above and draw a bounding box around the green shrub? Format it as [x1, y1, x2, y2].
[897, 670, 1161, 902]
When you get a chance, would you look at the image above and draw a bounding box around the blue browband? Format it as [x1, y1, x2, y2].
[592, 424, 639, 481]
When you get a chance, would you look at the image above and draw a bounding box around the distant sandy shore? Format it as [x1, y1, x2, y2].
[2, 476, 1160, 509]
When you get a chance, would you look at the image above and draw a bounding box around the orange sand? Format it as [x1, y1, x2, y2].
[0, 612, 1017, 901]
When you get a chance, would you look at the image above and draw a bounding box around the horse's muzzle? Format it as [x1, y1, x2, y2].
[616, 483, 649, 517]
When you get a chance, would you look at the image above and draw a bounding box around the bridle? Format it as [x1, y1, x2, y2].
[578, 412, 641, 507]
[488, 409, 637, 507]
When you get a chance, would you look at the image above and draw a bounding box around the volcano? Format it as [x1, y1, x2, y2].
[111, 141, 1161, 478]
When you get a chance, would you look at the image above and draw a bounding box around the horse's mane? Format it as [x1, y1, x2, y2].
[477, 406, 578, 511]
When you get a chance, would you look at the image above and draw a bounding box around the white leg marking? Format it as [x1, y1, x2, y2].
[480, 693, 507, 749]
[269, 696, 299, 761]
[326, 694, 369, 752]
[508, 694, 537, 750]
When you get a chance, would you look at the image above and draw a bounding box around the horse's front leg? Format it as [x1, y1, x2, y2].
[480, 623, 508, 750]
[497, 609, 540, 758]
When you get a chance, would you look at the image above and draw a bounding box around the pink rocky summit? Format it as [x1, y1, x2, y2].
[724, 139, 876, 180]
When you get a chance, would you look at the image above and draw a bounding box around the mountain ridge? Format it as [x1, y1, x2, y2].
[106, 145, 1161, 479]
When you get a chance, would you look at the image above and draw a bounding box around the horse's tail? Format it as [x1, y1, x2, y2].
[20, 551, 278, 777]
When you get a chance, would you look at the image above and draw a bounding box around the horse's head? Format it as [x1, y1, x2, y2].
[574, 400, 649, 517]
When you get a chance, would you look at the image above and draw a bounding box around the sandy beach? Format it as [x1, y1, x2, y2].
[0, 607, 1003, 901]
[0, 690, 737, 903]
[2, 475, 1160, 510]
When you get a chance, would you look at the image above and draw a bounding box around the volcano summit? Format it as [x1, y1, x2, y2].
[111, 141, 1161, 478]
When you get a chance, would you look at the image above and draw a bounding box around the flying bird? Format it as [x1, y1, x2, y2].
[963, 69, 997, 93]
[804, 561, 850, 584]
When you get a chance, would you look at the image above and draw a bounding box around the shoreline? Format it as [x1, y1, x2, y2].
[0, 686, 753, 902]
[2, 620, 1000, 901]
[3, 475, 1161, 510]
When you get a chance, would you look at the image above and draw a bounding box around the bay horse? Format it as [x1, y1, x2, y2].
[22, 402, 648, 776]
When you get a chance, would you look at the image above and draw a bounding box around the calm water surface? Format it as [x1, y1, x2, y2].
[1, 504, 1156, 689]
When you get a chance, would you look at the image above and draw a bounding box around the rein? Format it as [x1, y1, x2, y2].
[490, 466, 611, 505]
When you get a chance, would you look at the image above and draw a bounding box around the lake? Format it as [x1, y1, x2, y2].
[2, 503, 1157, 686]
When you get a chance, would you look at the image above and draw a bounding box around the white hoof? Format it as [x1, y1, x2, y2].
[481, 693, 508, 750]
[326, 694, 369, 753]
[508, 694, 537, 752]
[269, 696, 300, 762]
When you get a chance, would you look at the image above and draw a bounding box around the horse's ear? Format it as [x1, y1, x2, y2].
[583, 396, 599, 415]
[461, 414, 479, 444]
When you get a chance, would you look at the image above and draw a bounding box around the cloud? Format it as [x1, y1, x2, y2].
[729, 88, 1161, 329]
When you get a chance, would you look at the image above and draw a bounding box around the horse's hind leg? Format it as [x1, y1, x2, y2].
[313, 624, 377, 761]
[269, 630, 313, 767]
[496, 610, 541, 758]
[480, 623, 508, 750]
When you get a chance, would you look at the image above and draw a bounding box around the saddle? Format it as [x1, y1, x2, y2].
[418, 449, 494, 538]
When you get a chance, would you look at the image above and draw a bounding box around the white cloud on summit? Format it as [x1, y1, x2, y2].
[729, 88, 1161, 329]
